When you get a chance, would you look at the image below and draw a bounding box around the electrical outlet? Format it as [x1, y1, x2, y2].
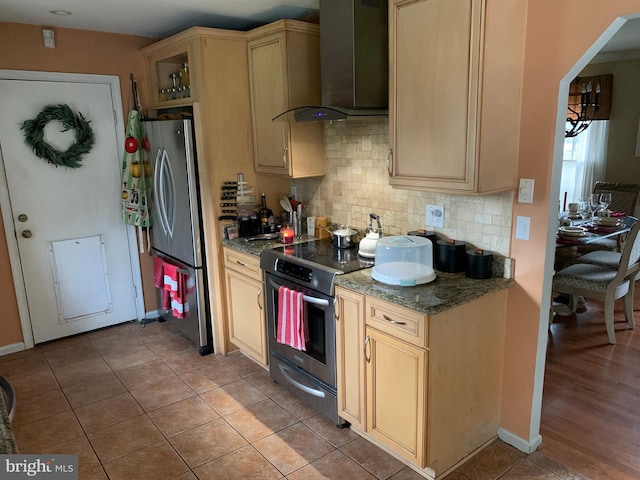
[426, 205, 444, 228]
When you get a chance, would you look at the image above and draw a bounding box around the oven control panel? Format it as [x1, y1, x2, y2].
[276, 260, 313, 283]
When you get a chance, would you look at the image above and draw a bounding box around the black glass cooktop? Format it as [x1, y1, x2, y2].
[272, 238, 373, 274]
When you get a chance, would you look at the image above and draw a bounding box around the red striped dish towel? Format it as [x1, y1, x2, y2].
[162, 262, 191, 319]
[153, 256, 171, 311]
[277, 286, 309, 351]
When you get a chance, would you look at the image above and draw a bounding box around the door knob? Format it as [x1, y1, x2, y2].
[17, 214, 28, 222]
[21, 230, 32, 238]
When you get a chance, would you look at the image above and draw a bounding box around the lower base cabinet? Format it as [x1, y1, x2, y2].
[335, 286, 506, 477]
[223, 247, 267, 366]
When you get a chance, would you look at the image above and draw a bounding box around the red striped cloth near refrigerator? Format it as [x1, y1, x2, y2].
[277, 285, 309, 351]
[153, 256, 193, 318]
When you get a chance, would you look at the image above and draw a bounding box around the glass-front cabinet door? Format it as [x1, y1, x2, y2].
[141, 34, 197, 109]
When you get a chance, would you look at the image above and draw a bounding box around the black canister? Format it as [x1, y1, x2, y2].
[435, 239, 466, 272]
[407, 229, 438, 245]
[466, 248, 494, 279]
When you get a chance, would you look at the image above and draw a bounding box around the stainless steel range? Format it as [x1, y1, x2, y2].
[260, 238, 372, 425]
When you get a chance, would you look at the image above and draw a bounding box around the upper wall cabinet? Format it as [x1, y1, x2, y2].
[247, 20, 326, 178]
[141, 30, 198, 109]
[388, 0, 526, 194]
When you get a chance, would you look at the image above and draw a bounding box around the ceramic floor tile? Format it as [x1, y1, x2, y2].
[87, 414, 165, 463]
[253, 422, 335, 475]
[199, 379, 267, 416]
[302, 414, 360, 448]
[499, 458, 563, 479]
[89, 330, 144, 355]
[134, 322, 184, 344]
[86, 322, 136, 341]
[272, 390, 320, 421]
[74, 391, 144, 433]
[129, 374, 196, 412]
[193, 445, 284, 480]
[114, 357, 179, 391]
[39, 335, 91, 352]
[8, 368, 59, 399]
[162, 348, 217, 375]
[217, 351, 267, 377]
[390, 467, 433, 479]
[146, 335, 196, 358]
[62, 372, 126, 408]
[0, 347, 43, 364]
[170, 472, 198, 480]
[101, 343, 158, 371]
[12, 411, 84, 453]
[103, 439, 190, 480]
[47, 434, 101, 466]
[179, 360, 242, 393]
[50, 356, 113, 387]
[243, 369, 287, 397]
[12, 388, 70, 426]
[527, 452, 590, 480]
[0, 353, 50, 379]
[223, 398, 298, 443]
[147, 395, 220, 437]
[78, 464, 109, 480]
[286, 449, 377, 480]
[341, 436, 406, 480]
[43, 341, 101, 367]
[441, 472, 472, 480]
[454, 440, 526, 480]
[168, 417, 248, 468]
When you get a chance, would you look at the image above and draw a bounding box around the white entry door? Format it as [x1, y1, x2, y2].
[0, 72, 142, 345]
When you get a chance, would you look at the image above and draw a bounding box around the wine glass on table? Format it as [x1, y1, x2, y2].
[599, 193, 612, 212]
[589, 193, 600, 220]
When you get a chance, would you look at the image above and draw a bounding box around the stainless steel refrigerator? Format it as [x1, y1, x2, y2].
[146, 119, 213, 355]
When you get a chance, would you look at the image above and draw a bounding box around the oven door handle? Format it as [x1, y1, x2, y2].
[268, 278, 330, 307]
[278, 363, 326, 398]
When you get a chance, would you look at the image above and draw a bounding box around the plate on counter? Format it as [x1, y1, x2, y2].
[594, 218, 622, 227]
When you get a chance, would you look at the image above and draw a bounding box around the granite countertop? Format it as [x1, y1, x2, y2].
[0, 377, 17, 454]
[221, 237, 514, 315]
[335, 268, 513, 316]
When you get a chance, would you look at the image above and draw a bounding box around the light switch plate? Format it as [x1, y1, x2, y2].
[516, 216, 531, 240]
[426, 205, 444, 228]
[518, 178, 534, 203]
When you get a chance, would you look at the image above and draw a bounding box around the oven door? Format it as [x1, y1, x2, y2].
[264, 273, 336, 388]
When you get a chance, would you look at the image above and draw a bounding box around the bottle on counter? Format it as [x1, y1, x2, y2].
[259, 193, 275, 233]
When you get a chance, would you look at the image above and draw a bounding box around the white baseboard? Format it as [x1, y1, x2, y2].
[498, 428, 542, 454]
[0, 342, 27, 357]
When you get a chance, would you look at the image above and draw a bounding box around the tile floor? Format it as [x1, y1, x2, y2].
[0, 321, 584, 479]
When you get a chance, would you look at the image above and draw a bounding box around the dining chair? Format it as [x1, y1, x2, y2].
[552, 219, 640, 344]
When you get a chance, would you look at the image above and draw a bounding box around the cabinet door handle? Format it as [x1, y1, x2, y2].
[386, 149, 393, 177]
[364, 335, 371, 363]
[334, 295, 340, 321]
[383, 314, 406, 326]
[235, 260, 247, 267]
[257, 288, 262, 310]
[282, 145, 288, 167]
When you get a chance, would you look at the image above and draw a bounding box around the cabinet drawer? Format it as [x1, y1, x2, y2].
[223, 248, 262, 280]
[365, 297, 428, 349]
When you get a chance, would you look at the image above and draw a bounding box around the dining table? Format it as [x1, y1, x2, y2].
[556, 213, 636, 247]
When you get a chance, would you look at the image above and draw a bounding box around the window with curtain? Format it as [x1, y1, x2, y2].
[559, 120, 609, 208]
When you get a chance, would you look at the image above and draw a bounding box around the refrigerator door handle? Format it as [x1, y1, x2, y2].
[161, 149, 177, 238]
[153, 148, 169, 236]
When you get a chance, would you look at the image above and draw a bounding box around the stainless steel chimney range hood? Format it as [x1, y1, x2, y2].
[273, 0, 389, 122]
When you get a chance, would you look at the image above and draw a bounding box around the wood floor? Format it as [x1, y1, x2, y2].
[541, 283, 640, 480]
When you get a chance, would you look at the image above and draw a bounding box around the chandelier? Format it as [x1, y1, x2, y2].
[566, 78, 601, 138]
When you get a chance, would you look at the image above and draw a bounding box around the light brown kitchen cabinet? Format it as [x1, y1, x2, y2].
[335, 287, 366, 430]
[247, 20, 326, 178]
[223, 248, 267, 366]
[336, 286, 507, 477]
[388, 0, 526, 194]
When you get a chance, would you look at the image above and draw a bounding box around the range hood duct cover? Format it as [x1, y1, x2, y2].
[274, 0, 389, 122]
